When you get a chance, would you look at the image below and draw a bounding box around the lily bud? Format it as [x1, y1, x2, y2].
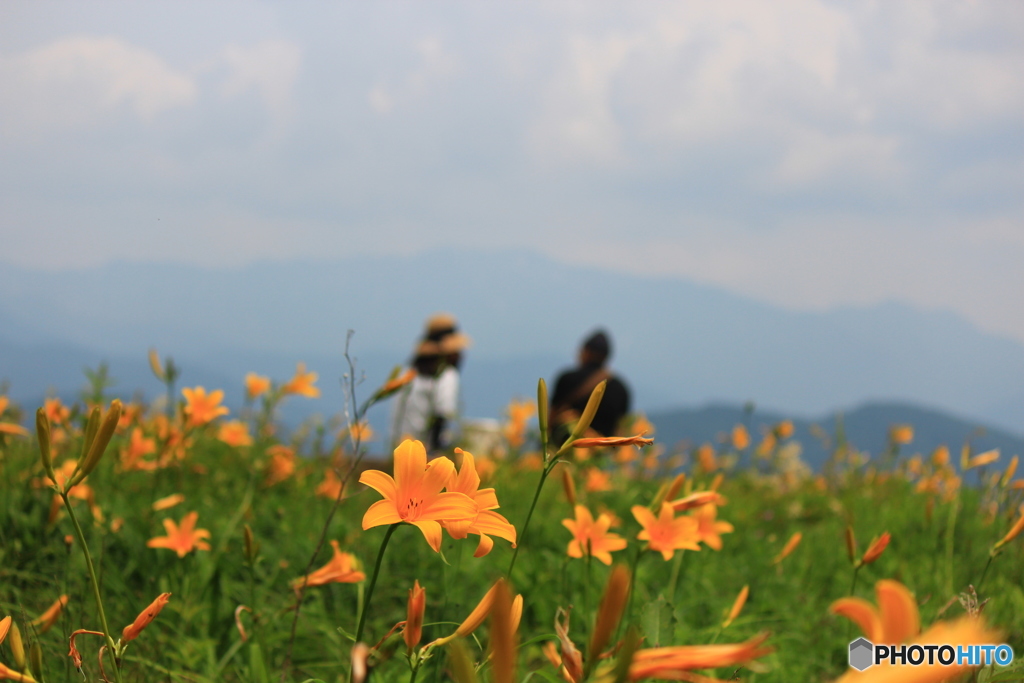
[561, 466, 577, 507]
[537, 378, 549, 443]
[587, 565, 630, 671]
[404, 581, 425, 652]
[859, 532, 891, 567]
[122, 593, 171, 642]
[722, 585, 749, 629]
[69, 400, 122, 489]
[845, 526, 857, 564]
[35, 408, 55, 483]
[8, 620, 25, 669]
[148, 348, 165, 381]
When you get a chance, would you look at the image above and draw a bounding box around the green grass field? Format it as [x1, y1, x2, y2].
[1, 367, 1023, 683]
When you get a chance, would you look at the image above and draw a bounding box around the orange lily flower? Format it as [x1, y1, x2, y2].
[628, 632, 772, 680]
[378, 368, 416, 395]
[31, 595, 68, 634]
[889, 424, 913, 445]
[152, 493, 185, 511]
[831, 579, 919, 644]
[966, 449, 1000, 470]
[993, 503, 1024, 551]
[632, 503, 701, 560]
[503, 399, 536, 449]
[563, 505, 626, 565]
[405, 580, 425, 651]
[774, 420, 794, 439]
[0, 616, 9, 643]
[316, 468, 344, 500]
[571, 434, 654, 449]
[858, 532, 891, 566]
[244, 373, 271, 400]
[443, 449, 517, 557]
[358, 439, 476, 552]
[689, 503, 734, 551]
[43, 398, 70, 426]
[182, 387, 229, 427]
[669, 491, 726, 512]
[291, 540, 365, 591]
[731, 424, 750, 450]
[217, 420, 253, 447]
[584, 468, 613, 492]
[282, 363, 320, 398]
[428, 579, 523, 647]
[122, 593, 171, 642]
[264, 445, 296, 486]
[773, 532, 803, 565]
[146, 511, 211, 557]
[120, 427, 157, 471]
[722, 585, 749, 629]
[697, 443, 718, 473]
[341, 421, 375, 443]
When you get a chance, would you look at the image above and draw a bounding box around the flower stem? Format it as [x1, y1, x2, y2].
[355, 523, 399, 643]
[849, 565, 861, 597]
[506, 462, 555, 579]
[977, 554, 994, 591]
[62, 492, 123, 683]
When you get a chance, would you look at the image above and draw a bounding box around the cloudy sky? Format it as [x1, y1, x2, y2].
[2, 2, 1023, 342]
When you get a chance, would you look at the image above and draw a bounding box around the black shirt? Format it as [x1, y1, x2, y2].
[550, 362, 631, 439]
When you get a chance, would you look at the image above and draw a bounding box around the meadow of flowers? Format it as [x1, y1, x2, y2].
[1, 352, 1023, 683]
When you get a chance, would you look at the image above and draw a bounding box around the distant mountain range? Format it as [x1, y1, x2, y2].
[2, 249, 1022, 439]
[647, 402, 1024, 472]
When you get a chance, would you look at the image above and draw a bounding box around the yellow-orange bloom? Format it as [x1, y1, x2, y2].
[775, 420, 794, 439]
[669, 491, 727, 512]
[503, 399, 536, 449]
[859, 532, 891, 566]
[993, 504, 1024, 551]
[244, 373, 271, 400]
[731, 424, 750, 450]
[628, 632, 772, 680]
[0, 420, 28, 438]
[152, 493, 185, 511]
[217, 420, 253, 447]
[562, 505, 627, 565]
[121, 427, 157, 471]
[429, 580, 522, 647]
[182, 387, 229, 427]
[316, 468, 343, 500]
[690, 503, 734, 551]
[31, 596, 68, 634]
[0, 616, 9, 644]
[966, 449, 1000, 469]
[378, 368, 416, 395]
[773, 532, 803, 565]
[584, 468, 613, 493]
[122, 593, 171, 642]
[889, 424, 913, 445]
[443, 449, 517, 557]
[1002, 455, 1018, 487]
[830, 579, 919, 644]
[632, 503, 700, 560]
[697, 443, 717, 473]
[281, 363, 319, 398]
[405, 580, 425, 652]
[43, 398, 70, 426]
[147, 511, 211, 558]
[291, 540, 365, 590]
[264, 445, 296, 486]
[359, 440, 476, 552]
[571, 434, 654, 449]
[341, 421, 375, 443]
[722, 585, 749, 629]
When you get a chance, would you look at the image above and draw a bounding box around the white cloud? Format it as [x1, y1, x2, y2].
[0, 36, 196, 135]
[366, 37, 458, 114]
[218, 40, 301, 127]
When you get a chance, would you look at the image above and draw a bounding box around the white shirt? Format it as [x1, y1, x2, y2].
[390, 366, 460, 448]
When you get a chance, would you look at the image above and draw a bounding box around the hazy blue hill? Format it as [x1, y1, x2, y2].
[2, 249, 1023, 433]
[648, 401, 1024, 471]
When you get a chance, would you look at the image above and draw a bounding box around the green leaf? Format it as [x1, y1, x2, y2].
[640, 595, 674, 648]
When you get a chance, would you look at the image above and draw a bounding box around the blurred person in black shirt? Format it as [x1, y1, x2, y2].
[549, 329, 631, 445]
